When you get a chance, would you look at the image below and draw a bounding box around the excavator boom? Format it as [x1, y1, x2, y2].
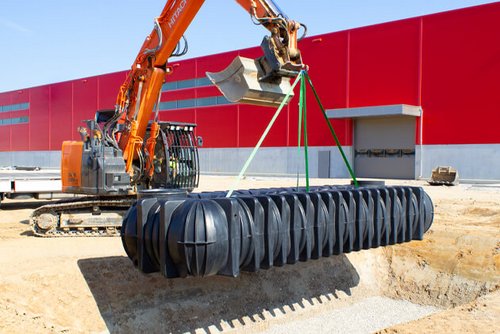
[115, 0, 305, 177]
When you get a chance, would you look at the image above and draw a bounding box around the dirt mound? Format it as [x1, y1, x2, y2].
[378, 290, 500, 334]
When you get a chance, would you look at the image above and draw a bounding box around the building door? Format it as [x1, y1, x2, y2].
[354, 116, 416, 179]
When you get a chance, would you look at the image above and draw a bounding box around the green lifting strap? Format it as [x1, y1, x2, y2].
[226, 71, 305, 198]
[296, 74, 303, 190]
[300, 72, 310, 191]
[305, 72, 359, 187]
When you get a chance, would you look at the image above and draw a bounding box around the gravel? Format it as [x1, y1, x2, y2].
[261, 297, 439, 334]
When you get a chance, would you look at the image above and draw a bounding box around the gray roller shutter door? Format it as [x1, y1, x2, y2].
[354, 117, 416, 179]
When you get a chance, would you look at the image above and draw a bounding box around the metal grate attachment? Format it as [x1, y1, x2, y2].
[150, 122, 200, 191]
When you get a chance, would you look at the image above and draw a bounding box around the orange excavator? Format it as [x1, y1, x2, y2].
[30, 0, 307, 236]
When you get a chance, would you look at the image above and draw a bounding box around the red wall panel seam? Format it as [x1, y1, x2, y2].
[346, 31, 351, 108]
[9, 93, 12, 151]
[418, 18, 424, 107]
[236, 104, 240, 148]
[284, 105, 292, 148]
[28, 89, 31, 150]
[416, 17, 424, 146]
[346, 31, 352, 147]
[97, 77, 100, 111]
[71, 82, 74, 141]
[48, 86, 52, 150]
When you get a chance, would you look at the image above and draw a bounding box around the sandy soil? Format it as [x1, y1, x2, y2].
[378, 290, 500, 334]
[0, 176, 499, 333]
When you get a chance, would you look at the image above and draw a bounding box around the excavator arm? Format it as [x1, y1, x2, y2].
[61, 0, 306, 195]
[113, 0, 306, 181]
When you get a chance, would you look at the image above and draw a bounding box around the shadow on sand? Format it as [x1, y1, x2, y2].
[78, 254, 360, 333]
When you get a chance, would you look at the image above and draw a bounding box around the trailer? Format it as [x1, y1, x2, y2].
[0, 167, 62, 205]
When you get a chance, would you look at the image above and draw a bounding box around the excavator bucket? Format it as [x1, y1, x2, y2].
[206, 56, 294, 108]
[429, 166, 459, 186]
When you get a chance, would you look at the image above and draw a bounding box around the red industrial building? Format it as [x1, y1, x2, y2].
[0, 3, 498, 181]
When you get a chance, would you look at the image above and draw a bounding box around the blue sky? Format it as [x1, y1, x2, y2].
[0, 0, 497, 92]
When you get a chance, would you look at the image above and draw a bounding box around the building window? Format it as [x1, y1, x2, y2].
[162, 81, 178, 91]
[159, 96, 231, 111]
[217, 96, 230, 105]
[177, 79, 197, 90]
[196, 97, 217, 107]
[162, 77, 213, 91]
[196, 77, 212, 87]
[0, 116, 29, 126]
[0, 102, 29, 113]
[177, 99, 196, 109]
[160, 101, 178, 110]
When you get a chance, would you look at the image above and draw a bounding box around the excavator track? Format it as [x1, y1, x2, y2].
[30, 196, 135, 237]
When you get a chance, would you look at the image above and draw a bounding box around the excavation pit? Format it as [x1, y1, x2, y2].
[75, 233, 497, 334]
